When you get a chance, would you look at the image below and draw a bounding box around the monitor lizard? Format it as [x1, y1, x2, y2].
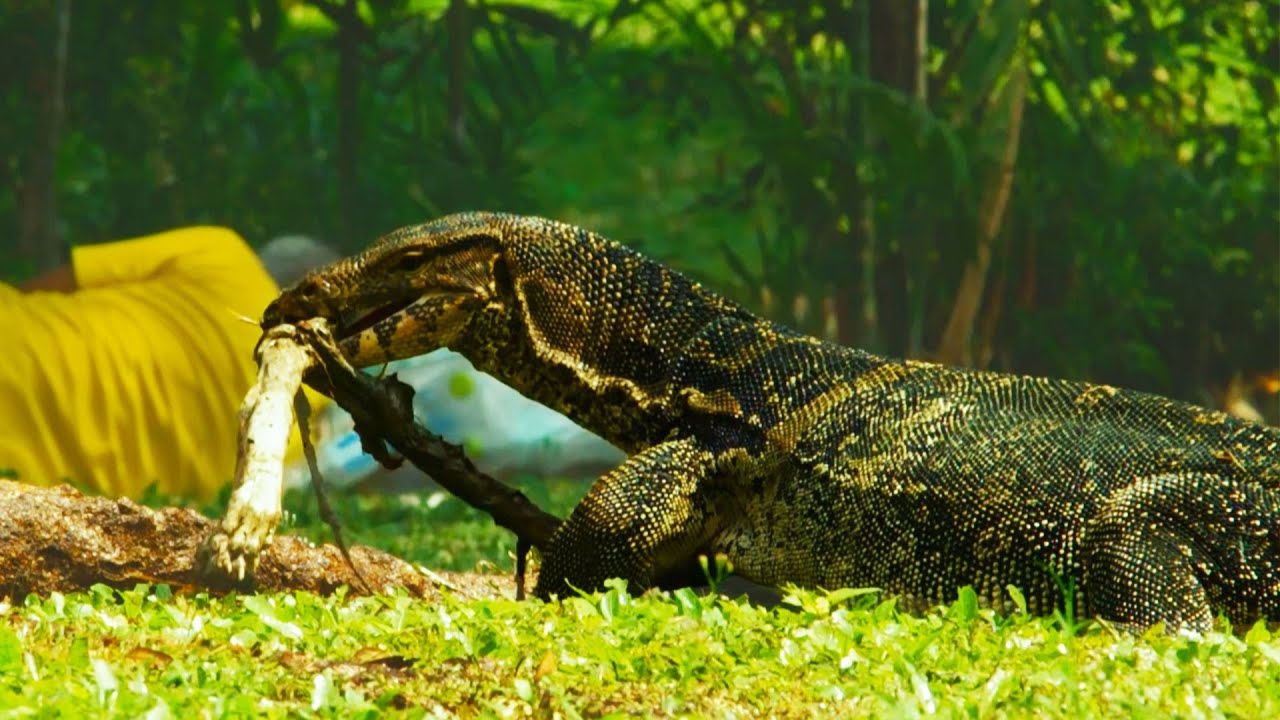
[261, 211, 1279, 632]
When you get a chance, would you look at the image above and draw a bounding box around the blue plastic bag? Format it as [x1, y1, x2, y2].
[284, 349, 624, 490]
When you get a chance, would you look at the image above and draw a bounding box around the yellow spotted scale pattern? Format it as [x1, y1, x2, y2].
[264, 212, 1280, 631]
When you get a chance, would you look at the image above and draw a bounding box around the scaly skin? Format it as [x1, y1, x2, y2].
[264, 212, 1280, 631]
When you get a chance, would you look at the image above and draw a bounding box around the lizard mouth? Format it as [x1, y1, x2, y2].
[338, 297, 419, 339]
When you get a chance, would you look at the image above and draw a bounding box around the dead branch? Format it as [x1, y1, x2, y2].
[294, 391, 373, 593]
[293, 321, 563, 551]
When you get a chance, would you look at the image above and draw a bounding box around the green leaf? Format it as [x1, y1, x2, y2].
[955, 586, 980, 622]
[1006, 585, 1028, 615]
[0, 626, 23, 675]
[1244, 620, 1272, 645]
[241, 595, 304, 641]
[824, 587, 881, 607]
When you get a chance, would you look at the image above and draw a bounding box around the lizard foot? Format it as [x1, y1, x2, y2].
[199, 475, 283, 583]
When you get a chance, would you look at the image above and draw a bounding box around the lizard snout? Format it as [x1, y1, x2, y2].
[261, 275, 338, 329]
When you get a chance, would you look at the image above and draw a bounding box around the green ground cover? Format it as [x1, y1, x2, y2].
[2, 482, 1277, 718]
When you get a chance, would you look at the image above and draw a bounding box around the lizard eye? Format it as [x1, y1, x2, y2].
[294, 276, 328, 302]
[390, 250, 427, 273]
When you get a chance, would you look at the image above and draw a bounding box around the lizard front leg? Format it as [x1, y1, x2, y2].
[534, 437, 720, 599]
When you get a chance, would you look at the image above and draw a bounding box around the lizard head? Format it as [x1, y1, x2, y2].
[262, 214, 509, 368]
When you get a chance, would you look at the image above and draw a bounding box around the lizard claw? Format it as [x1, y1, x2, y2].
[199, 480, 283, 583]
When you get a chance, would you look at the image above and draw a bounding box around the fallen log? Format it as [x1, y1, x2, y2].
[0, 480, 509, 601]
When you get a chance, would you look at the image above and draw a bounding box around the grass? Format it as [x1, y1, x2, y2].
[2, 481, 1279, 717]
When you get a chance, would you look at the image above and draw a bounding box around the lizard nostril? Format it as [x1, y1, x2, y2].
[291, 277, 336, 311]
[262, 277, 334, 328]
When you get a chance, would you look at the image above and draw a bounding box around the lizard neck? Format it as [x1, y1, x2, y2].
[451, 230, 755, 453]
[451, 309, 668, 454]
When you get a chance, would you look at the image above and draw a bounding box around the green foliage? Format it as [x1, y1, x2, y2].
[284, 478, 587, 571]
[1005, 1, 1279, 394]
[49, 482, 1275, 714]
[1, 0, 1274, 404]
[2, 578, 1278, 716]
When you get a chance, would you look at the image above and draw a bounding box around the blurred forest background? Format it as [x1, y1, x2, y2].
[2, 0, 1277, 419]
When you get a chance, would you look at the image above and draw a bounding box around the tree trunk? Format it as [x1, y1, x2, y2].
[851, 0, 879, 350]
[867, 0, 929, 357]
[14, 0, 70, 272]
[335, 0, 362, 247]
[935, 62, 1027, 367]
[445, 0, 470, 157]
